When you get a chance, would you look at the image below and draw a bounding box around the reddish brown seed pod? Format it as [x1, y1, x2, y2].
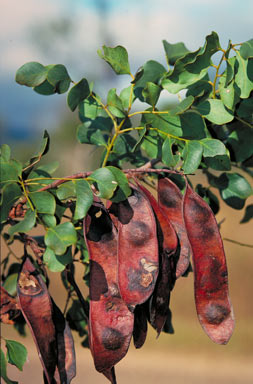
[84, 202, 134, 382]
[183, 183, 235, 345]
[134, 181, 177, 335]
[158, 177, 191, 278]
[133, 304, 148, 349]
[17, 257, 76, 383]
[116, 186, 159, 308]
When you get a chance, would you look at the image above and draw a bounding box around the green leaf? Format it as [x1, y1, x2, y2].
[43, 247, 72, 272]
[67, 78, 90, 111]
[227, 125, 253, 162]
[89, 167, 117, 199]
[142, 82, 161, 107]
[1, 349, 18, 384]
[15, 62, 47, 87]
[162, 136, 179, 167]
[29, 191, 55, 215]
[76, 122, 108, 146]
[45, 222, 77, 255]
[240, 39, 253, 59]
[79, 95, 101, 120]
[196, 99, 234, 124]
[3, 273, 19, 296]
[74, 179, 93, 220]
[236, 97, 253, 122]
[1, 144, 11, 162]
[134, 60, 166, 101]
[0, 183, 22, 223]
[5, 339, 27, 371]
[219, 172, 252, 209]
[200, 138, 227, 157]
[179, 111, 209, 139]
[182, 140, 203, 174]
[35, 161, 59, 175]
[106, 166, 131, 202]
[33, 80, 55, 95]
[162, 31, 221, 93]
[0, 155, 22, 188]
[235, 52, 253, 98]
[56, 181, 76, 201]
[186, 76, 212, 101]
[97, 45, 131, 75]
[162, 40, 190, 65]
[47, 64, 71, 94]
[41, 214, 56, 228]
[170, 95, 194, 115]
[218, 75, 240, 110]
[120, 85, 136, 109]
[8, 210, 36, 237]
[204, 153, 231, 171]
[107, 88, 125, 117]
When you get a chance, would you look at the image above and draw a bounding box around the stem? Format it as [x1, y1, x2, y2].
[235, 116, 253, 129]
[66, 266, 89, 319]
[212, 50, 226, 99]
[223, 238, 253, 248]
[128, 110, 169, 118]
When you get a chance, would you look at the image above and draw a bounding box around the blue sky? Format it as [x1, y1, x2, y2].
[1, 0, 252, 143]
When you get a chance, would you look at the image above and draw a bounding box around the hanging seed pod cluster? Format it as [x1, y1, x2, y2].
[83, 177, 235, 383]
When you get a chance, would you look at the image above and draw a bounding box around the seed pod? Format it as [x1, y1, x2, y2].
[0, 286, 20, 324]
[133, 304, 148, 349]
[183, 183, 235, 345]
[116, 186, 159, 308]
[158, 177, 191, 278]
[17, 257, 76, 383]
[135, 181, 177, 335]
[84, 202, 134, 382]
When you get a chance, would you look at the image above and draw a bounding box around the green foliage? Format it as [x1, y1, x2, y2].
[1, 31, 253, 383]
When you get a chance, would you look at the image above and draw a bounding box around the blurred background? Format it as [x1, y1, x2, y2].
[1, 0, 253, 383]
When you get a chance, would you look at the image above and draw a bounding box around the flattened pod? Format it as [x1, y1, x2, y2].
[183, 183, 235, 344]
[133, 304, 148, 349]
[135, 181, 177, 335]
[117, 186, 159, 307]
[158, 177, 191, 278]
[84, 203, 134, 382]
[17, 257, 76, 384]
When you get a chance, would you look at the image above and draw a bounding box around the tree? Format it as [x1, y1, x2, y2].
[1, 31, 253, 384]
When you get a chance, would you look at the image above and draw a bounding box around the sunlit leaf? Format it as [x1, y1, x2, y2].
[15, 62, 47, 87]
[45, 222, 77, 255]
[98, 45, 131, 75]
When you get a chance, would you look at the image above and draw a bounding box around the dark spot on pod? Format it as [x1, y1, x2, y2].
[89, 260, 108, 301]
[86, 206, 113, 242]
[128, 221, 151, 246]
[158, 187, 180, 209]
[102, 328, 125, 351]
[204, 303, 230, 325]
[199, 257, 227, 293]
[115, 199, 134, 225]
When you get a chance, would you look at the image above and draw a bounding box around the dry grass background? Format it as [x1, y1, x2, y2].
[1, 172, 253, 384]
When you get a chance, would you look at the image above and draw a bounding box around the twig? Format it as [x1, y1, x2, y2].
[223, 238, 253, 248]
[66, 266, 89, 320]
